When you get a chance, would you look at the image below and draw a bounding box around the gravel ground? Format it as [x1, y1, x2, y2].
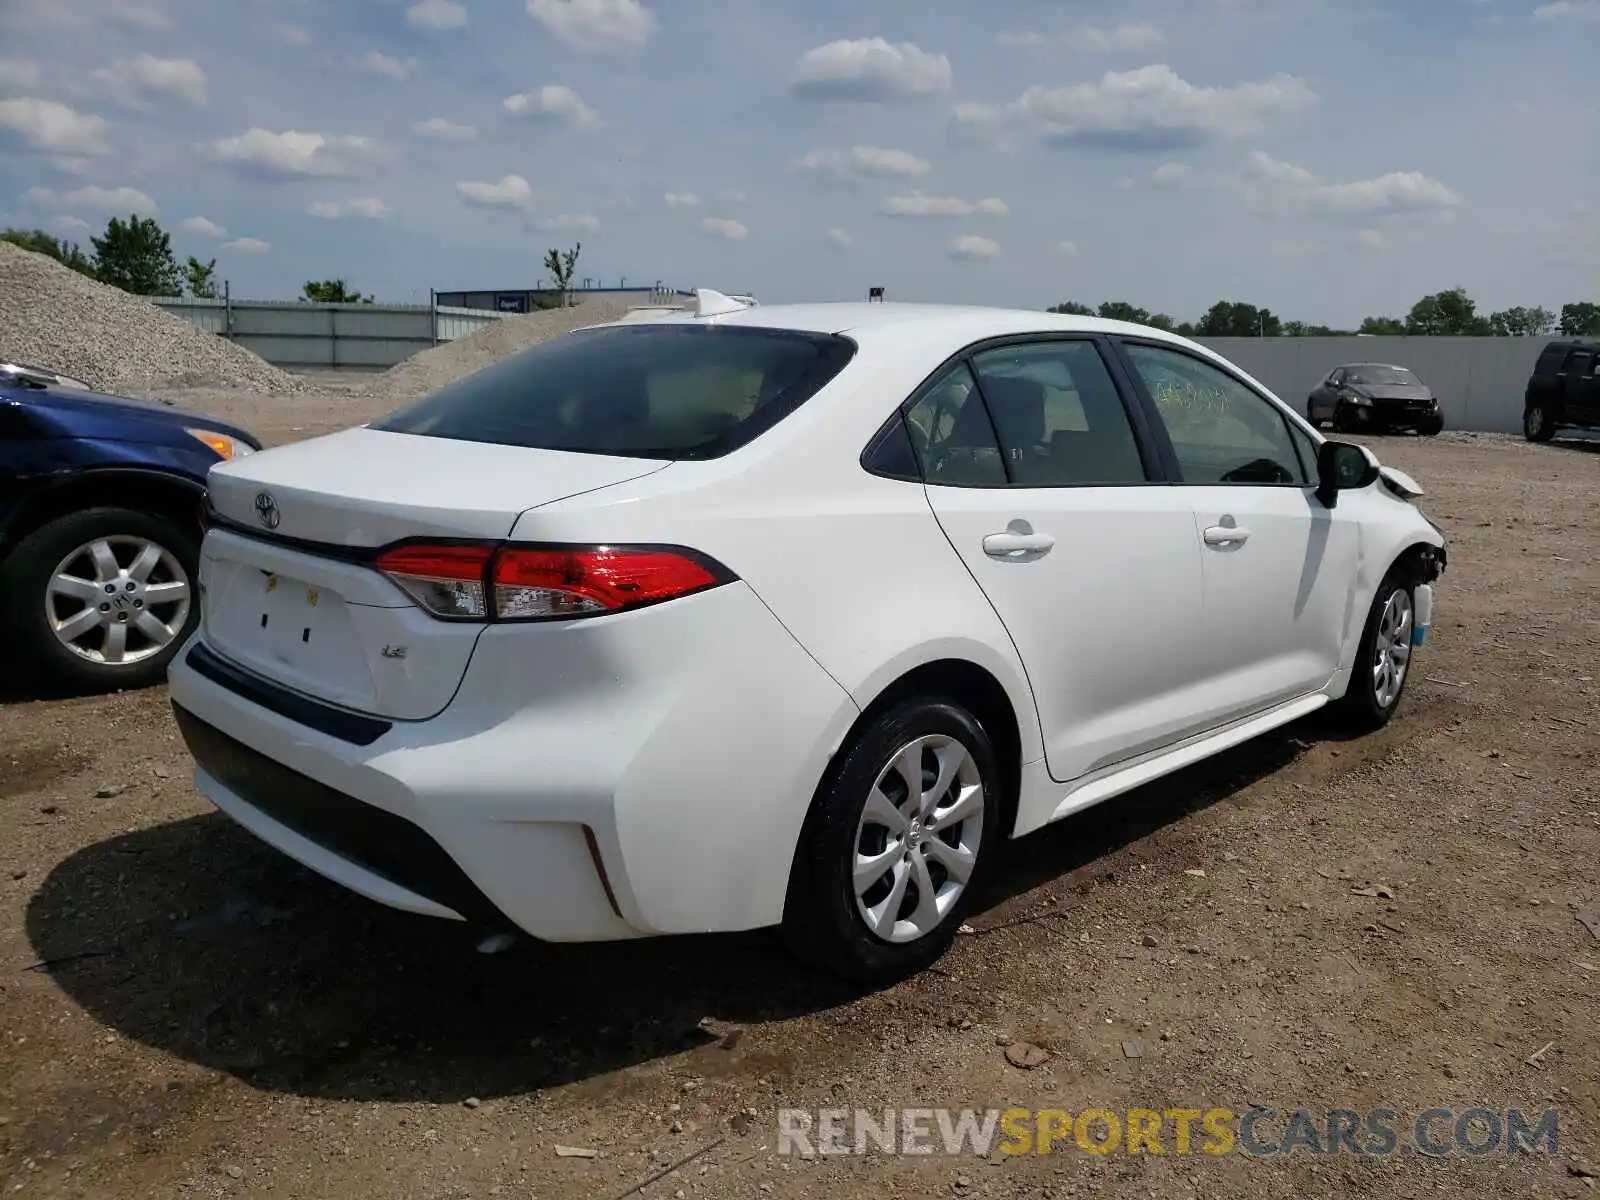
[1, 431, 1597, 1200]
[369, 298, 634, 404]
[0, 243, 300, 398]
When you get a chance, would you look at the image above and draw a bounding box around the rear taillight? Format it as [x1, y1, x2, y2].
[374, 542, 731, 622]
[375, 543, 495, 620]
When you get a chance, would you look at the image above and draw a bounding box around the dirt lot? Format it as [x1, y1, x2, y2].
[2, 413, 1598, 1199]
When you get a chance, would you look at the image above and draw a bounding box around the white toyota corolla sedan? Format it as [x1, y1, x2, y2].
[169, 292, 1447, 981]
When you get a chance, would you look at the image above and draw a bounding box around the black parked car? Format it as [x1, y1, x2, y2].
[0, 362, 261, 693]
[1523, 338, 1600, 442]
[1306, 363, 1443, 436]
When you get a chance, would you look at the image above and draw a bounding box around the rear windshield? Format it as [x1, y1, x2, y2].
[1346, 366, 1420, 386]
[374, 323, 857, 459]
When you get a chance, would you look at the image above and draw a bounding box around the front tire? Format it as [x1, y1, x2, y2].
[782, 698, 1002, 984]
[1332, 573, 1415, 732]
[1419, 414, 1444, 437]
[1524, 403, 1555, 443]
[0, 507, 199, 694]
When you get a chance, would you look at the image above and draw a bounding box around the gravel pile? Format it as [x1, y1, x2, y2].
[0, 240, 300, 397]
[370, 297, 635, 402]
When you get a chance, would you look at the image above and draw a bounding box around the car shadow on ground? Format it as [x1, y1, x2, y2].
[26, 718, 1330, 1105]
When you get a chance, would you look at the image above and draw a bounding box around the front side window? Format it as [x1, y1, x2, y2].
[374, 323, 856, 460]
[1122, 342, 1308, 486]
[969, 340, 1148, 485]
[1564, 350, 1595, 377]
[904, 362, 1006, 487]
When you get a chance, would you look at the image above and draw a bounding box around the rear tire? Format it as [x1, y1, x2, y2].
[1332, 572, 1414, 733]
[1523, 403, 1556, 443]
[782, 698, 1002, 984]
[0, 507, 199, 695]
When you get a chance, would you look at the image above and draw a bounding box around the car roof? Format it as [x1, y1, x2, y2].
[591, 300, 1186, 343]
[1340, 362, 1411, 370]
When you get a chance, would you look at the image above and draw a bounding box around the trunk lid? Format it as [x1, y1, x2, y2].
[199, 427, 668, 719]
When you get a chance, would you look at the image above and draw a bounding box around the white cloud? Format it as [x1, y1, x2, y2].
[356, 51, 417, 80]
[206, 129, 388, 179]
[503, 84, 601, 129]
[221, 237, 270, 255]
[455, 174, 535, 210]
[953, 65, 1315, 151]
[1055, 240, 1079, 256]
[90, 54, 206, 108]
[1355, 229, 1384, 249]
[1242, 151, 1463, 218]
[538, 212, 601, 232]
[414, 117, 477, 141]
[108, 1, 173, 31]
[406, 0, 468, 30]
[880, 192, 1008, 217]
[0, 57, 44, 90]
[796, 145, 931, 181]
[0, 97, 109, 156]
[824, 228, 855, 250]
[180, 215, 226, 237]
[997, 23, 1165, 53]
[1533, 0, 1600, 17]
[308, 197, 392, 219]
[663, 192, 701, 208]
[701, 216, 748, 241]
[25, 184, 158, 213]
[948, 235, 1000, 261]
[792, 38, 952, 102]
[49, 215, 91, 235]
[526, 0, 654, 52]
[1149, 161, 1195, 188]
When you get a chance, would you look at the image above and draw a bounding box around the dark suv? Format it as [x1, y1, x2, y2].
[1524, 339, 1600, 442]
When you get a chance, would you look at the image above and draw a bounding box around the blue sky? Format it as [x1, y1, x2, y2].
[1, 0, 1595, 325]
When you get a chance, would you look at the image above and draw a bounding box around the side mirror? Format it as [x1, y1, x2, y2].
[1315, 440, 1379, 507]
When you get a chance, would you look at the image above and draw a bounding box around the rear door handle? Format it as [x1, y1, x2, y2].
[1203, 525, 1250, 546]
[983, 531, 1055, 558]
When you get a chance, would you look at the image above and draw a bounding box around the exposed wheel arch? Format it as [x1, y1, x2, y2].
[1, 468, 204, 562]
[834, 658, 1024, 839]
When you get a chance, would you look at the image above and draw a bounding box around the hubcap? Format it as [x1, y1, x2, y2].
[853, 734, 985, 945]
[45, 536, 191, 667]
[1528, 408, 1544, 435]
[1372, 588, 1413, 710]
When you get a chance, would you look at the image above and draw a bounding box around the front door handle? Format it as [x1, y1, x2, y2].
[983, 531, 1055, 558]
[1203, 525, 1251, 546]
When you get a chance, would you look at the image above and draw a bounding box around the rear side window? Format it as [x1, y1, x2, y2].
[1563, 350, 1595, 377]
[374, 324, 856, 460]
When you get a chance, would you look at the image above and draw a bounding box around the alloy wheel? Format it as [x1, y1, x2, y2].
[45, 535, 192, 666]
[1372, 588, 1413, 710]
[853, 734, 985, 944]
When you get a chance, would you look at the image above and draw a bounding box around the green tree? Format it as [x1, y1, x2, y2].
[544, 242, 581, 301]
[1487, 306, 1556, 337]
[185, 256, 218, 299]
[1197, 301, 1281, 337]
[2, 227, 98, 277]
[1047, 301, 1094, 315]
[1405, 287, 1490, 336]
[1096, 301, 1151, 324]
[1174, 321, 1198, 337]
[1559, 302, 1600, 337]
[90, 215, 182, 295]
[1144, 313, 1177, 332]
[1358, 315, 1406, 335]
[301, 278, 373, 303]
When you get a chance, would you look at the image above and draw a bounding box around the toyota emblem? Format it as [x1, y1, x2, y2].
[254, 492, 280, 530]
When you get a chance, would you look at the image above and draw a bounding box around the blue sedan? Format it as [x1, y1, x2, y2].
[0, 361, 262, 693]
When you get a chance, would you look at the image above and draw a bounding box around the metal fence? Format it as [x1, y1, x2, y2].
[152, 296, 509, 370]
[1195, 335, 1558, 435]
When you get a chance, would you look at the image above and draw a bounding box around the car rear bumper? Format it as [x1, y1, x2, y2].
[167, 580, 860, 942]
